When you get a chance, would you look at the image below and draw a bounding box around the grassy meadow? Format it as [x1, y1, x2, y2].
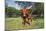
[5, 17, 44, 31]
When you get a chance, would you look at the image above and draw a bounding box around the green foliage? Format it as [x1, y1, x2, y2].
[15, 9, 19, 15]
[7, 7, 15, 17]
[29, 8, 32, 13]
[32, 3, 44, 16]
[5, 7, 20, 17]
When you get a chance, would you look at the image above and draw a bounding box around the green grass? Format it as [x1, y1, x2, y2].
[5, 17, 44, 30]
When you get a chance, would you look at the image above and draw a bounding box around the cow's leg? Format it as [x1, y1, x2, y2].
[29, 17, 32, 25]
[27, 17, 32, 25]
[26, 21, 30, 25]
[25, 18, 30, 25]
[22, 18, 26, 25]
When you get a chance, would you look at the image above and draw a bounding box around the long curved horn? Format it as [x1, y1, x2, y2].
[26, 5, 32, 9]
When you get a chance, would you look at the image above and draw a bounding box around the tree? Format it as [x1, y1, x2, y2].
[32, 3, 44, 16]
[6, 7, 16, 17]
[5, 6, 20, 17]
